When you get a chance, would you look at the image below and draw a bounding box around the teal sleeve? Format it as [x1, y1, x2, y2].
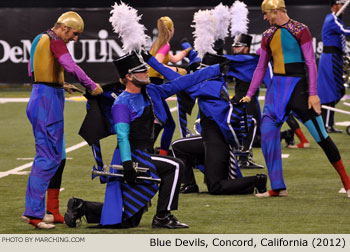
[114, 122, 131, 162]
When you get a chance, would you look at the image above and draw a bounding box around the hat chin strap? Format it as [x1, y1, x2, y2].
[234, 47, 245, 54]
[131, 73, 150, 84]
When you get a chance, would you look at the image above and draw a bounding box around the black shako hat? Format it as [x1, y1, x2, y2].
[232, 33, 253, 48]
[329, 0, 347, 5]
[201, 52, 226, 67]
[113, 51, 148, 78]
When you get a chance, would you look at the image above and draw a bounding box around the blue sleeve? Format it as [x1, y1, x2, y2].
[114, 123, 131, 162]
[151, 64, 222, 99]
[224, 54, 259, 83]
[181, 42, 201, 65]
[332, 15, 350, 36]
[147, 56, 181, 81]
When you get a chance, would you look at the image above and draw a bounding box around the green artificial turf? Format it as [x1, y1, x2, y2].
[1, 89, 350, 234]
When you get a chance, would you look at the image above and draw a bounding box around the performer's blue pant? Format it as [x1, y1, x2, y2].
[261, 76, 340, 190]
[24, 84, 65, 219]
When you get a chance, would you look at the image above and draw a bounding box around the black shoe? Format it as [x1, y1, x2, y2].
[237, 155, 248, 169]
[64, 197, 85, 227]
[326, 126, 343, 133]
[152, 214, 189, 229]
[239, 159, 264, 169]
[284, 129, 295, 146]
[179, 184, 199, 194]
[255, 174, 267, 193]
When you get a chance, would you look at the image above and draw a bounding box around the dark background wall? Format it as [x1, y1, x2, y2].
[0, 1, 345, 84]
[0, 0, 330, 8]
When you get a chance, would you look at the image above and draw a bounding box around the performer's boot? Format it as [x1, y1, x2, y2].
[326, 126, 343, 133]
[238, 155, 264, 169]
[294, 128, 310, 148]
[158, 149, 168, 156]
[64, 197, 86, 227]
[44, 188, 64, 223]
[179, 184, 199, 193]
[281, 129, 296, 148]
[255, 174, 267, 193]
[152, 211, 189, 229]
[332, 159, 350, 194]
[21, 216, 55, 229]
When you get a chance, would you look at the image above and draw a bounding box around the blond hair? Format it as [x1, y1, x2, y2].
[150, 16, 174, 55]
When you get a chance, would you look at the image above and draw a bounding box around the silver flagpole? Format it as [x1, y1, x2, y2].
[336, 0, 350, 16]
[321, 105, 350, 115]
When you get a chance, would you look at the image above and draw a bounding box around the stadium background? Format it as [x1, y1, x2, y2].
[1, 0, 349, 84]
[1, 1, 350, 235]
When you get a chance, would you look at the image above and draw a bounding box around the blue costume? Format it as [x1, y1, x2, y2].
[246, 19, 350, 193]
[318, 12, 349, 103]
[100, 62, 221, 225]
[149, 54, 267, 195]
[226, 53, 272, 149]
[317, 12, 350, 129]
[25, 29, 98, 221]
[150, 55, 252, 152]
[176, 41, 201, 138]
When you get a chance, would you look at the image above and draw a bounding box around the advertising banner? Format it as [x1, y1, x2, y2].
[0, 6, 349, 84]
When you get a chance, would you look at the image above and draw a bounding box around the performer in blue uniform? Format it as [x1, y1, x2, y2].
[318, 0, 350, 133]
[23, 11, 102, 229]
[241, 0, 350, 197]
[170, 52, 268, 195]
[227, 33, 265, 169]
[64, 51, 228, 228]
[176, 39, 202, 138]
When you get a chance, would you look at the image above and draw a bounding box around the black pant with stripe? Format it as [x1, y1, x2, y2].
[150, 154, 183, 212]
[74, 154, 183, 226]
[172, 116, 260, 195]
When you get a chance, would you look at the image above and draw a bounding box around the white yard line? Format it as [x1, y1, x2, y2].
[0, 141, 88, 179]
[16, 158, 35, 161]
[0, 98, 29, 104]
[335, 121, 350, 126]
[65, 141, 88, 152]
[0, 97, 86, 104]
[16, 157, 73, 160]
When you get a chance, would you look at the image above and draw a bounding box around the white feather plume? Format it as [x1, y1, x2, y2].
[109, 1, 149, 54]
[212, 3, 231, 41]
[230, 0, 249, 38]
[191, 9, 216, 58]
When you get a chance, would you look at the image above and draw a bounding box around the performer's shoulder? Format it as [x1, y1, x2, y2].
[36, 33, 49, 43]
[114, 91, 130, 105]
[262, 26, 277, 41]
[325, 12, 340, 24]
[46, 29, 62, 41]
[287, 19, 309, 32]
[326, 12, 335, 20]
